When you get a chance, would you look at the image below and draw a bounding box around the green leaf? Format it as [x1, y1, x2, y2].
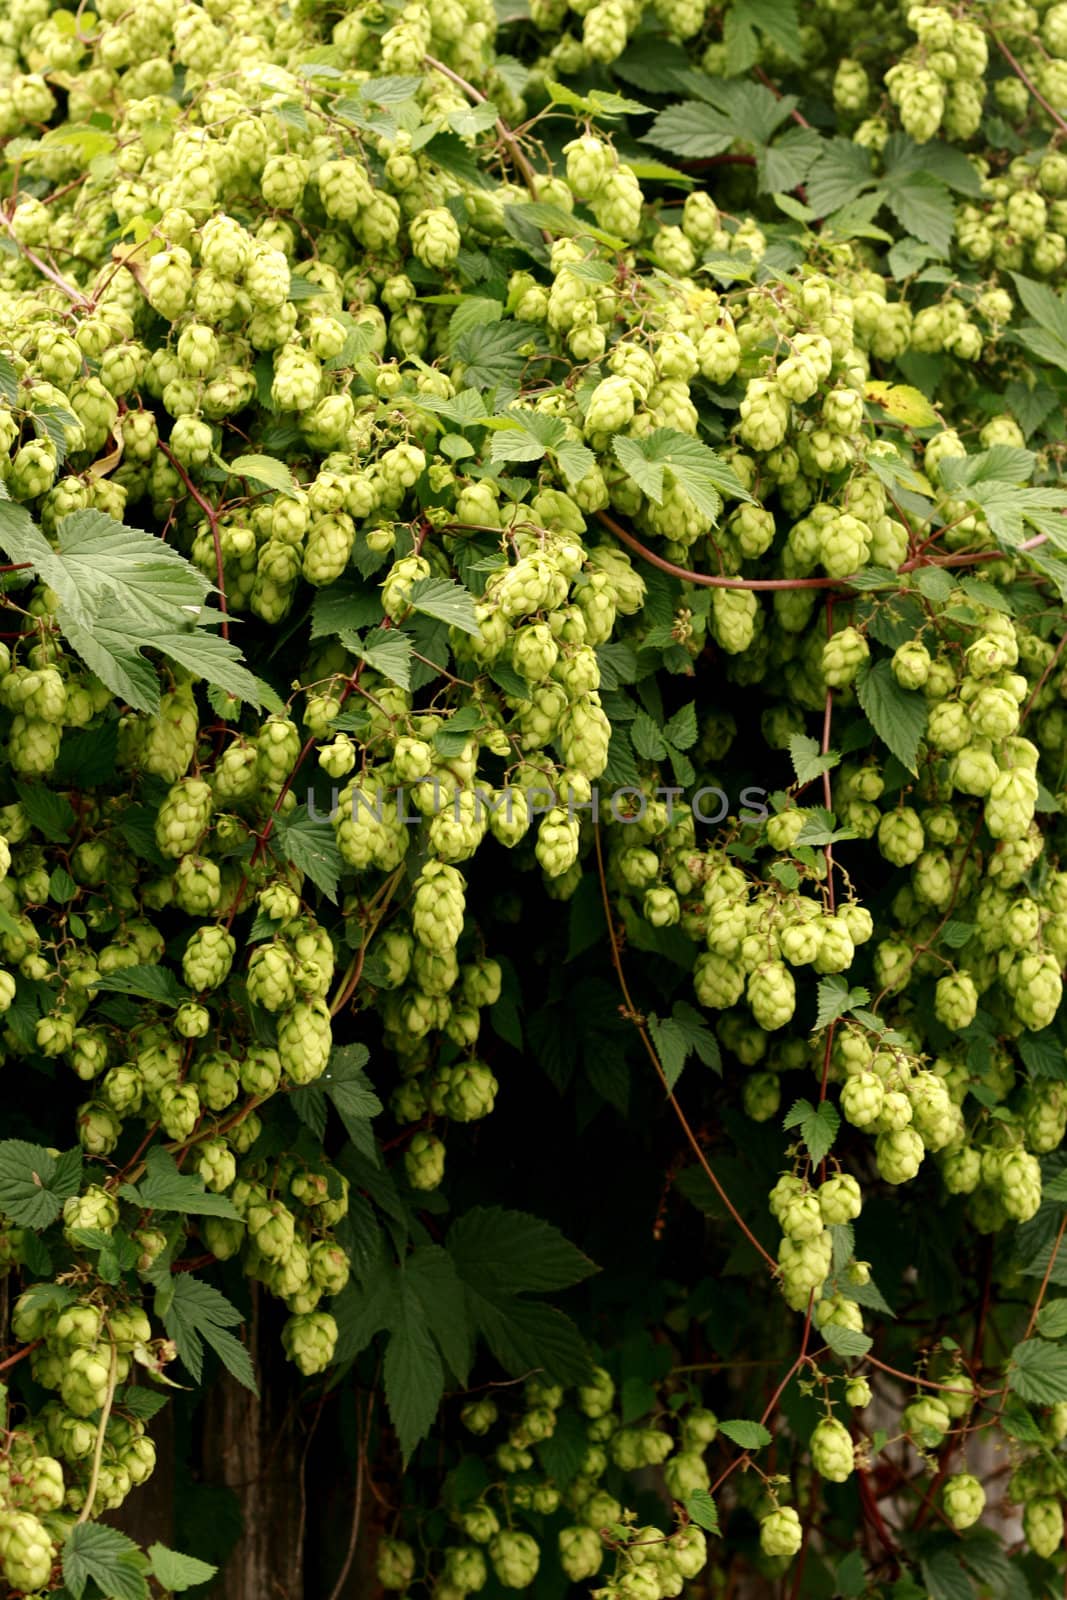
[855, 658, 928, 775]
[1009, 1337, 1067, 1404]
[489, 406, 563, 465]
[836, 1549, 867, 1598]
[821, 1323, 873, 1358]
[814, 974, 870, 1031]
[121, 1147, 241, 1220]
[718, 1418, 772, 1449]
[274, 807, 343, 904]
[758, 126, 822, 195]
[631, 708, 668, 761]
[783, 1098, 840, 1166]
[385, 1278, 445, 1462]
[0, 1141, 82, 1229]
[93, 963, 189, 1007]
[684, 1490, 720, 1534]
[118, 1387, 170, 1422]
[64, 1524, 148, 1600]
[614, 429, 752, 521]
[1011, 272, 1067, 349]
[788, 734, 839, 788]
[225, 453, 300, 498]
[15, 781, 76, 842]
[148, 1544, 219, 1592]
[920, 1551, 975, 1600]
[554, 438, 596, 489]
[405, 1243, 473, 1383]
[407, 575, 480, 635]
[448, 1206, 597, 1294]
[0, 505, 267, 713]
[453, 320, 531, 389]
[643, 99, 735, 159]
[1019, 1031, 1067, 1081]
[353, 626, 412, 689]
[1036, 1299, 1067, 1339]
[159, 1275, 257, 1393]
[323, 1043, 382, 1148]
[663, 702, 698, 751]
[881, 168, 953, 255]
[649, 1002, 722, 1091]
[806, 139, 873, 215]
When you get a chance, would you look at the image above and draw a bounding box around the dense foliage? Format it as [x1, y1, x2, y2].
[6, 0, 1067, 1594]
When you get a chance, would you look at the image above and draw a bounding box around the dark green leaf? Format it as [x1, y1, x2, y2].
[63, 1524, 148, 1600]
[855, 658, 928, 775]
[274, 807, 343, 904]
[0, 1141, 82, 1230]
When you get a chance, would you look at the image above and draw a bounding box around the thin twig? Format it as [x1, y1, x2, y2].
[77, 1341, 119, 1524]
[593, 826, 777, 1273]
[992, 29, 1067, 135]
[158, 442, 230, 642]
[0, 1337, 40, 1373]
[424, 56, 540, 196]
[327, 1391, 373, 1600]
[1021, 1212, 1067, 1344]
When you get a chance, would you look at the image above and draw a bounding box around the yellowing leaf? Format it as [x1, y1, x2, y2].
[864, 381, 939, 429]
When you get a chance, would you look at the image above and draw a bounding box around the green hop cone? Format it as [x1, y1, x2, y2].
[405, 1131, 445, 1191]
[0, 1509, 56, 1590]
[377, 1538, 417, 1590]
[901, 1395, 951, 1448]
[489, 1530, 541, 1589]
[558, 1525, 602, 1582]
[759, 1506, 802, 1558]
[277, 999, 332, 1085]
[809, 1417, 854, 1483]
[844, 1377, 872, 1408]
[943, 1473, 985, 1530]
[281, 1311, 338, 1376]
[1024, 1495, 1064, 1559]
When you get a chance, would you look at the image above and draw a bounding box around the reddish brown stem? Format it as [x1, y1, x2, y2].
[0, 1338, 40, 1373]
[992, 29, 1067, 135]
[158, 442, 229, 641]
[593, 826, 778, 1273]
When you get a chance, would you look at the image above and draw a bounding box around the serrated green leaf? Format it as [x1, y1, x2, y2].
[643, 99, 735, 159]
[407, 575, 479, 635]
[0, 1140, 82, 1230]
[684, 1490, 720, 1534]
[855, 658, 927, 775]
[385, 1280, 445, 1462]
[821, 1323, 873, 1358]
[93, 964, 189, 1007]
[64, 1523, 148, 1600]
[226, 453, 300, 498]
[806, 139, 873, 215]
[1009, 1338, 1067, 1404]
[783, 1098, 840, 1166]
[814, 974, 870, 1031]
[122, 1147, 241, 1220]
[453, 320, 532, 388]
[881, 168, 953, 256]
[718, 1418, 772, 1449]
[788, 733, 839, 788]
[148, 1544, 219, 1591]
[159, 1275, 257, 1392]
[274, 807, 343, 904]
[1036, 1299, 1067, 1339]
[649, 1002, 722, 1091]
